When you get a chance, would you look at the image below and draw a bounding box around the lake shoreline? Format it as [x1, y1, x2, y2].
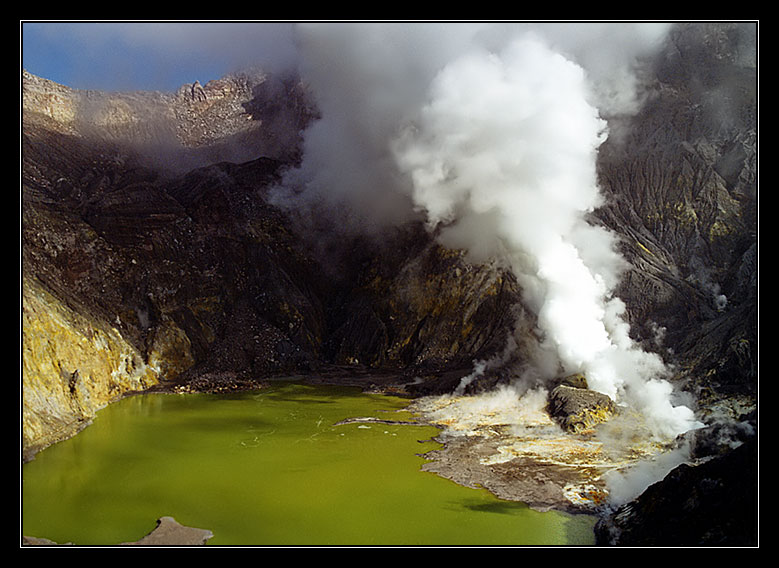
[24, 371, 599, 547]
[136, 368, 605, 516]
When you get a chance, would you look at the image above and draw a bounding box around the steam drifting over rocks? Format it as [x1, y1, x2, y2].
[277, 22, 704, 442]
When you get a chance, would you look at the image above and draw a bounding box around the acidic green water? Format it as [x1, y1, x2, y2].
[22, 382, 595, 546]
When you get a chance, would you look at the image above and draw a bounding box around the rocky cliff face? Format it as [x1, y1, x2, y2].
[596, 24, 756, 372]
[22, 69, 315, 458]
[22, 22, 757, 545]
[591, 23, 757, 545]
[22, 65, 523, 459]
[595, 22, 757, 430]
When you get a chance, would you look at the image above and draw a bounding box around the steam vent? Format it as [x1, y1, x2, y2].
[22, 21, 757, 547]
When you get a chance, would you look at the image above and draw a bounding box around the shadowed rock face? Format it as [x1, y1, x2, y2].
[595, 437, 758, 546]
[594, 24, 757, 398]
[588, 23, 757, 545]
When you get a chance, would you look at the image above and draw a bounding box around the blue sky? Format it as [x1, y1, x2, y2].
[21, 21, 300, 92]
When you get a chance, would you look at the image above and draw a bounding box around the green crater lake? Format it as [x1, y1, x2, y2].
[22, 381, 595, 546]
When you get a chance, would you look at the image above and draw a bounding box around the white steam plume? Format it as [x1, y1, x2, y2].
[280, 22, 702, 441]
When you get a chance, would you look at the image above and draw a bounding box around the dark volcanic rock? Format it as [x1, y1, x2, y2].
[547, 377, 617, 433]
[593, 22, 757, 419]
[595, 437, 757, 546]
[324, 231, 523, 375]
[588, 23, 758, 546]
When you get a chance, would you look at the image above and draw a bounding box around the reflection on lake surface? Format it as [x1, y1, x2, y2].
[22, 382, 595, 546]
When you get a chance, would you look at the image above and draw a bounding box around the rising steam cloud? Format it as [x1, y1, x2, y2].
[278, 22, 702, 440]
